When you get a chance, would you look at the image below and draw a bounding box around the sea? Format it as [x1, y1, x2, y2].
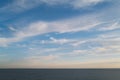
[0, 69, 120, 80]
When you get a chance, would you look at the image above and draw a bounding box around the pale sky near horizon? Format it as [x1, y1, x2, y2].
[0, 0, 120, 68]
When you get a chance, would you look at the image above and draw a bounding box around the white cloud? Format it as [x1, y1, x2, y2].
[0, 0, 103, 13]
[70, 0, 103, 9]
[51, 15, 101, 33]
[71, 40, 88, 46]
[50, 37, 73, 44]
[0, 14, 101, 47]
[0, 0, 41, 12]
[27, 54, 59, 61]
[68, 50, 86, 56]
[17, 14, 100, 37]
[43, 30, 118, 57]
[15, 22, 49, 38]
[67, 44, 120, 56]
[8, 27, 17, 31]
[40, 55, 59, 60]
[40, 0, 103, 9]
[40, 37, 75, 45]
[98, 21, 120, 31]
[0, 37, 22, 47]
[28, 47, 63, 55]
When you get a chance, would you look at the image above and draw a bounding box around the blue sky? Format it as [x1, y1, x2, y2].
[0, 0, 120, 68]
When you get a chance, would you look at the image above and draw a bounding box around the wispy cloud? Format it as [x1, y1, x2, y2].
[0, 37, 19, 47]
[98, 21, 120, 31]
[40, 37, 75, 45]
[40, 0, 104, 9]
[0, 0, 104, 13]
[15, 14, 100, 38]
[27, 54, 59, 61]
[8, 26, 17, 32]
[70, 32, 120, 55]
[0, 14, 100, 47]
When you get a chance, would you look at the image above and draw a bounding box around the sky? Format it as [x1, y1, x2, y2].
[0, 0, 120, 68]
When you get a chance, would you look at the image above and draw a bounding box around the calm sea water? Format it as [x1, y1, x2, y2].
[0, 69, 120, 80]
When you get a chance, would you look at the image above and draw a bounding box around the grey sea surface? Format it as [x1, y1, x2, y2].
[0, 69, 120, 80]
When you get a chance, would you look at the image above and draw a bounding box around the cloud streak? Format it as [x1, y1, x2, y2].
[0, 14, 100, 47]
[0, 0, 104, 13]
